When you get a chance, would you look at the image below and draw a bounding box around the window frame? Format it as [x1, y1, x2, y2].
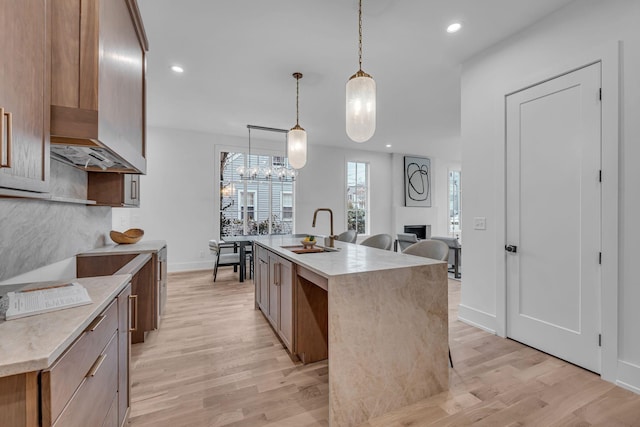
[217, 145, 296, 238]
[346, 160, 370, 236]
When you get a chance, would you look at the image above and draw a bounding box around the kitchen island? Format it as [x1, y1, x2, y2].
[253, 235, 449, 427]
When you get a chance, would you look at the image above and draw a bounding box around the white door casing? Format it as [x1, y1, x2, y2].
[506, 63, 601, 373]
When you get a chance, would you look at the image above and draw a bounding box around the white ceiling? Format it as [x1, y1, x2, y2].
[137, 0, 576, 154]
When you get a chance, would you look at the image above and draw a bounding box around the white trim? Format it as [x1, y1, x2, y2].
[496, 40, 620, 380]
[457, 304, 497, 334]
[168, 260, 214, 273]
[617, 361, 640, 395]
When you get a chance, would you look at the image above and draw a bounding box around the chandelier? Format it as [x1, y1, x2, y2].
[236, 125, 298, 181]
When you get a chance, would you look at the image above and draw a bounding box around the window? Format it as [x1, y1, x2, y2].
[282, 192, 293, 220]
[448, 170, 461, 236]
[237, 190, 256, 220]
[219, 151, 295, 237]
[346, 161, 369, 234]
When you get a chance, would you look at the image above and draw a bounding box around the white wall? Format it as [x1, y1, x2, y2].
[295, 145, 394, 240]
[460, 0, 640, 392]
[121, 127, 460, 272]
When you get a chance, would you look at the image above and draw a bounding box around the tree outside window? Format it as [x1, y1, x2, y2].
[347, 161, 368, 234]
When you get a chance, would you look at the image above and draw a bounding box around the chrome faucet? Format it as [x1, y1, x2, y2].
[312, 208, 338, 248]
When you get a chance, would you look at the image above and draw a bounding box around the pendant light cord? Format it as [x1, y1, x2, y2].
[358, 0, 363, 72]
[296, 76, 300, 126]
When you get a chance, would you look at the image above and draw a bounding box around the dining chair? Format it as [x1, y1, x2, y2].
[336, 230, 358, 243]
[360, 233, 393, 250]
[209, 239, 241, 282]
[401, 239, 453, 367]
[396, 233, 419, 252]
[402, 239, 449, 261]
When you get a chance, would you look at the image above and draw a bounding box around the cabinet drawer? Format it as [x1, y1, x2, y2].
[53, 333, 119, 427]
[42, 300, 118, 425]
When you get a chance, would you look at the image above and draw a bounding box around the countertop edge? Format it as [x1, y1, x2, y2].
[254, 237, 444, 279]
[0, 274, 132, 378]
[77, 240, 167, 256]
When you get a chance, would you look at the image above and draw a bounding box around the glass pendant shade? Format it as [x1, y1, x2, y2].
[287, 125, 307, 169]
[346, 71, 376, 143]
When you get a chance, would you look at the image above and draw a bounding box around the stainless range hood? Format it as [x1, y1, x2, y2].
[50, 145, 136, 172]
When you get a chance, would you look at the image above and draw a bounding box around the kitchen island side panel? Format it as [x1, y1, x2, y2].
[328, 263, 449, 427]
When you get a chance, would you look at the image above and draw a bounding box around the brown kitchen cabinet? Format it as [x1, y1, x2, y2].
[76, 243, 167, 344]
[0, 0, 50, 193]
[50, 0, 148, 174]
[87, 172, 140, 207]
[40, 283, 132, 427]
[255, 246, 294, 352]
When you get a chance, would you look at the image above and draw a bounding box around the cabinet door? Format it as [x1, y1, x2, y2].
[277, 257, 293, 351]
[267, 255, 279, 329]
[0, 0, 50, 192]
[117, 283, 132, 427]
[157, 247, 167, 318]
[123, 174, 140, 207]
[255, 247, 269, 312]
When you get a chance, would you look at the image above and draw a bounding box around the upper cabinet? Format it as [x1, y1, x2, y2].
[0, 0, 50, 193]
[50, 0, 148, 174]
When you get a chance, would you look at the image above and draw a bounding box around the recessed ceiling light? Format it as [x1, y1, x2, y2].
[447, 22, 462, 33]
[171, 65, 184, 73]
[385, 144, 392, 148]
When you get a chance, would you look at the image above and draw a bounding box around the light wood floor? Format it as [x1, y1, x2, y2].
[129, 269, 640, 426]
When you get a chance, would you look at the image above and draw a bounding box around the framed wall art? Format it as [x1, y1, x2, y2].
[404, 156, 431, 207]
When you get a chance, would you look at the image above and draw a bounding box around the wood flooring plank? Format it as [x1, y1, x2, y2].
[127, 268, 640, 427]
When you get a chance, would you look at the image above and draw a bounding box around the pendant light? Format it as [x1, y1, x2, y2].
[346, 0, 376, 143]
[287, 72, 307, 169]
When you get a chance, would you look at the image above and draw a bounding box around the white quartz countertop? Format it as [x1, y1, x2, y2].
[0, 275, 131, 378]
[77, 239, 166, 256]
[253, 235, 443, 279]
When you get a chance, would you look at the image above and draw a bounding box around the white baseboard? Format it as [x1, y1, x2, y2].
[457, 304, 497, 334]
[168, 260, 214, 273]
[617, 360, 640, 395]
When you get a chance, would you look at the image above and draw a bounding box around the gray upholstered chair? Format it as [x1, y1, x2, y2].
[431, 236, 462, 278]
[209, 239, 241, 282]
[336, 230, 358, 243]
[396, 233, 418, 252]
[360, 233, 393, 250]
[401, 239, 453, 367]
[402, 239, 449, 262]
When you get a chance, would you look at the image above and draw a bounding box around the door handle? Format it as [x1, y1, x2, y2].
[129, 294, 138, 331]
[131, 178, 138, 200]
[0, 108, 12, 168]
[505, 245, 518, 253]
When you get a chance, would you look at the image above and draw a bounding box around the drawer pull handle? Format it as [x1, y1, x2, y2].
[86, 354, 106, 377]
[0, 108, 11, 168]
[86, 315, 105, 332]
[129, 294, 138, 332]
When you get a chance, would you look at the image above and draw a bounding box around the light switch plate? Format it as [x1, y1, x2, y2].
[474, 217, 486, 230]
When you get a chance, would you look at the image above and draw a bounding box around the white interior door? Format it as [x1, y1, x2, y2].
[506, 63, 601, 373]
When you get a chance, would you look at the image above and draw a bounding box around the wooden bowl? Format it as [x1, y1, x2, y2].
[110, 228, 144, 244]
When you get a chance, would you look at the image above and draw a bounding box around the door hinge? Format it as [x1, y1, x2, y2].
[599, 170, 602, 182]
[598, 334, 602, 347]
[599, 88, 602, 100]
[599, 252, 602, 264]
